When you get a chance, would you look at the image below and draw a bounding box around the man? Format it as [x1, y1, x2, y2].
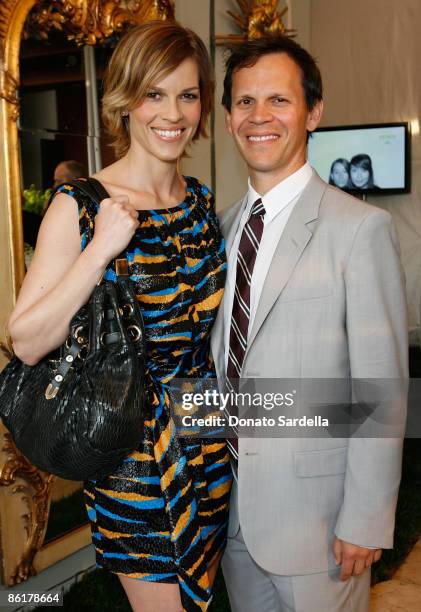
[211, 37, 408, 611]
[52, 160, 87, 188]
[42, 160, 87, 215]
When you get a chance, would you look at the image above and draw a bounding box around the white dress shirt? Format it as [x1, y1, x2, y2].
[223, 162, 313, 371]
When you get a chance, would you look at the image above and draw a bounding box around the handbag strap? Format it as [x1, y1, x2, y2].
[45, 178, 130, 399]
[65, 178, 129, 278]
[66, 177, 110, 205]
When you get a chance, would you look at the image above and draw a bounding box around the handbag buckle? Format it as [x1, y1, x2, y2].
[127, 325, 142, 342]
[115, 259, 129, 277]
[45, 383, 59, 400]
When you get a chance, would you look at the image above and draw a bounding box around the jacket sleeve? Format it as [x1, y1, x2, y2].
[334, 209, 408, 548]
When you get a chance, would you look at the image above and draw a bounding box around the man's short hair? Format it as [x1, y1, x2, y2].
[62, 160, 86, 178]
[222, 36, 323, 112]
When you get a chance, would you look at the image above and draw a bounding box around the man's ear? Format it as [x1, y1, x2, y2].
[224, 108, 233, 135]
[306, 100, 323, 134]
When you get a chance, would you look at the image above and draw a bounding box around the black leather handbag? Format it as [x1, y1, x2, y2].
[0, 178, 146, 481]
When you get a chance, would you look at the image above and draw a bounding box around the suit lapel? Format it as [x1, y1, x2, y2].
[221, 195, 247, 259]
[245, 173, 327, 359]
[211, 195, 248, 380]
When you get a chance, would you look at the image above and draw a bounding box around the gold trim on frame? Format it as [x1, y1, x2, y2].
[0, 69, 19, 116]
[216, 0, 296, 45]
[24, 0, 175, 46]
[0, 434, 55, 585]
[0, 0, 35, 306]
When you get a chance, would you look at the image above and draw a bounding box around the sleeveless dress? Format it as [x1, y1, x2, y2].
[55, 176, 232, 611]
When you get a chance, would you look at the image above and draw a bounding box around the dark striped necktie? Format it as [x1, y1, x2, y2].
[226, 197, 266, 458]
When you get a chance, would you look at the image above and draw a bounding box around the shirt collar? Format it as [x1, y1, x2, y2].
[247, 162, 313, 223]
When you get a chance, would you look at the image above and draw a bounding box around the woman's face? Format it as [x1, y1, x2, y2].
[350, 164, 370, 188]
[128, 58, 201, 163]
[331, 162, 349, 188]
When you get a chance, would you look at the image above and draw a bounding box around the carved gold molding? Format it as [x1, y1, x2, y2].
[0, 68, 19, 106]
[0, 434, 55, 585]
[0, 1, 36, 307]
[216, 0, 296, 45]
[0, 68, 19, 120]
[24, 0, 175, 45]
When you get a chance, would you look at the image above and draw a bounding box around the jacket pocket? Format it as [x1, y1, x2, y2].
[294, 446, 347, 478]
[279, 284, 334, 303]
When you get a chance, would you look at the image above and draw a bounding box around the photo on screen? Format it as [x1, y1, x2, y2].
[307, 123, 410, 195]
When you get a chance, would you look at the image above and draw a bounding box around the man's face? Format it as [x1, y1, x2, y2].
[225, 53, 322, 185]
[53, 163, 72, 188]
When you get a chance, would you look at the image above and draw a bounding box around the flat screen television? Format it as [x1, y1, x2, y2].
[307, 122, 410, 195]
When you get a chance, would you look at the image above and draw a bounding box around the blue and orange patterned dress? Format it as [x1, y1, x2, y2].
[55, 176, 232, 611]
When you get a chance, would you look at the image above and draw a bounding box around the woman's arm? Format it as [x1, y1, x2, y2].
[8, 191, 138, 365]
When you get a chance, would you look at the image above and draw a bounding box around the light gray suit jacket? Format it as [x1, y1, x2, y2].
[211, 172, 408, 576]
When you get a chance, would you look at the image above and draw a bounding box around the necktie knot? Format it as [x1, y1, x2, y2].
[250, 197, 266, 218]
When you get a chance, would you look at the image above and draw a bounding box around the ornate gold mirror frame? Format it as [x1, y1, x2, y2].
[0, 0, 174, 587]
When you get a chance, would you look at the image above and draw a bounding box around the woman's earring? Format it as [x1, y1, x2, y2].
[121, 111, 129, 131]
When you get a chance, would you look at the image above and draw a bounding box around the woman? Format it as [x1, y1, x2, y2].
[349, 153, 379, 189]
[329, 157, 351, 189]
[8, 21, 232, 612]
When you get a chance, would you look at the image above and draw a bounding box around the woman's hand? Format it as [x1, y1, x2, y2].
[91, 195, 139, 262]
[8, 191, 139, 365]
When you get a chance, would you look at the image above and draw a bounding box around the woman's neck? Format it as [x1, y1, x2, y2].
[99, 145, 185, 204]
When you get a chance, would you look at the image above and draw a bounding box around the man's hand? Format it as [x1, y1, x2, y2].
[333, 536, 382, 581]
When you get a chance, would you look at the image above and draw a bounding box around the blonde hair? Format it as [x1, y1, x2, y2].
[102, 21, 214, 158]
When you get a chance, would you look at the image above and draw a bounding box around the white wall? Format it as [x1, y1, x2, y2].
[176, 0, 212, 187]
[177, 0, 250, 205]
[214, 0, 249, 209]
[179, 0, 312, 209]
[309, 0, 421, 342]
[177, 1, 420, 338]
[214, 0, 313, 209]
